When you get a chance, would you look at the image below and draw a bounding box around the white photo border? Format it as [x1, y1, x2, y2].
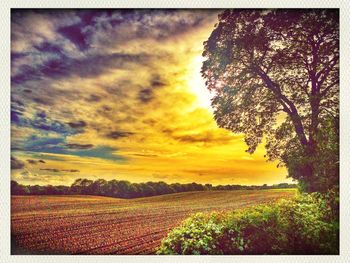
[1, 0, 349, 262]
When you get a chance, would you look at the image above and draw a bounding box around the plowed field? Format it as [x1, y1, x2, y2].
[11, 189, 296, 254]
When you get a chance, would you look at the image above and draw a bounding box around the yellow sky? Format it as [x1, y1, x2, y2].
[11, 10, 292, 186]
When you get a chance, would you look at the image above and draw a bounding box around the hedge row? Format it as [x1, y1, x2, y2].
[157, 190, 339, 255]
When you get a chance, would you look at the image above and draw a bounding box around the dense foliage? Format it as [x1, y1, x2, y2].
[157, 190, 339, 255]
[202, 9, 339, 192]
[11, 179, 297, 198]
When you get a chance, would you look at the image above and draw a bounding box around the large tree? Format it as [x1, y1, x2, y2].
[202, 9, 339, 192]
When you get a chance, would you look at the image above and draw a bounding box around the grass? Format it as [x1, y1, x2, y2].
[11, 189, 296, 255]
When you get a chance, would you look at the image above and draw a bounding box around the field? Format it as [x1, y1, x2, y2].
[11, 189, 296, 255]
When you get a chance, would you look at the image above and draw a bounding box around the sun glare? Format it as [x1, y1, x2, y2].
[187, 55, 214, 112]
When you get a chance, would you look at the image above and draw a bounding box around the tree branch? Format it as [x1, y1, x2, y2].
[320, 79, 339, 96]
[252, 65, 309, 146]
[316, 56, 339, 89]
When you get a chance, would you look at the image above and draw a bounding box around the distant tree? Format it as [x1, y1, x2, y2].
[116, 180, 132, 198]
[140, 182, 156, 196]
[204, 184, 213, 191]
[276, 183, 290, 189]
[46, 185, 59, 195]
[71, 178, 83, 194]
[202, 9, 339, 192]
[11, 180, 28, 195]
[170, 183, 184, 193]
[55, 185, 71, 195]
[129, 183, 138, 198]
[91, 179, 108, 196]
[29, 185, 46, 195]
[10, 179, 298, 198]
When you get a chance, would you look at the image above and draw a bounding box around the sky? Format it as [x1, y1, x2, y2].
[11, 9, 292, 186]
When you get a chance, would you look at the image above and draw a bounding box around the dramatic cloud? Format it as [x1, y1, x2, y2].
[11, 156, 25, 170]
[12, 52, 150, 85]
[106, 131, 135, 139]
[85, 94, 101, 103]
[27, 159, 46, 164]
[66, 143, 94, 149]
[67, 120, 87, 129]
[58, 23, 89, 51]
[11, 9, 291, 186]
[40, 168, 79, 173]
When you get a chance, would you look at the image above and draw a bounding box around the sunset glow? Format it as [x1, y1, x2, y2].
[11, 10, 292, 186]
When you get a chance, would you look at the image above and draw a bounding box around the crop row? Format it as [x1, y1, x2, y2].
[11, 190, 295, 254]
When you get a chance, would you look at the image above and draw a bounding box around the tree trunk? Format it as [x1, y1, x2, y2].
[303, 93, 321, 192]
[301, 142, 317, 192]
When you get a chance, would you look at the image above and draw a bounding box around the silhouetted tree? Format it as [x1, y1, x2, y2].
[202, 9, 339, 192]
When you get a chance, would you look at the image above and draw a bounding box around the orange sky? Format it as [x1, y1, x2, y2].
[11, 10, 293, 186]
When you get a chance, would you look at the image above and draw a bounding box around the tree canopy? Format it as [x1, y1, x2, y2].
[202, 9, 339, 192]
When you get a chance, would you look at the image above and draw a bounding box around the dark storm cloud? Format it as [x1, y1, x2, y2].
[40, 168, 60, 172]
[137, 75, 167, 103]
[36, 111, 46, 118]
[11, 98, 25, 112]
[10, 9, 219, 171]
[33, 120, 69, 133]
[58, 23, 89, 51]
[160, 127, 239, 145]
[102, 79, 132, 94]
[12, 52, 150, 85]
[12, 65, 42, 85]
[85, 94, 101, 102]
[67, 120, 87, 129]
[35, 41, 64, 54]
[11, 110, 22, 123]
[15, 9, 210, 50]
[11, 98, 25, 123]
[11, 9, 213, 87]
[13, 82, 84, 108]
[150, 75, 167, 88]
[11, 156, 25, 170]
[66, 143, 94, 150]
[26, 159, 46, 164]
[56, 9, 118, 50]
[11, 52, 28, 61]
[30, 153, 65, 162]
[106, 130, 134, 139]
[11, 110, 78, 137]
[29, 114, 75, 134]
[101, 105, 112, 112]
[81, 9, 212, 48]
[40, 168, 80, 173]
[138, 88, 153, 103]
[32, 96, 55, 106]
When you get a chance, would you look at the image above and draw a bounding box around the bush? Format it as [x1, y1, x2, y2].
[157, 191, 339, 255]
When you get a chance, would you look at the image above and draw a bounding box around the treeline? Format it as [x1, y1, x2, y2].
[11, 179, 297, 199]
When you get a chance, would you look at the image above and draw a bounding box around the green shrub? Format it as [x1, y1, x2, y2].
[157, 191, 339, 255]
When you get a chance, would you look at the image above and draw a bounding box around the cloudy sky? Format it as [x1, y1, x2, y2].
[11, 9, 291, 186]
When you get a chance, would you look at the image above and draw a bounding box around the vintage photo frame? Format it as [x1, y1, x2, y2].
[1, 0, 349, 262]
